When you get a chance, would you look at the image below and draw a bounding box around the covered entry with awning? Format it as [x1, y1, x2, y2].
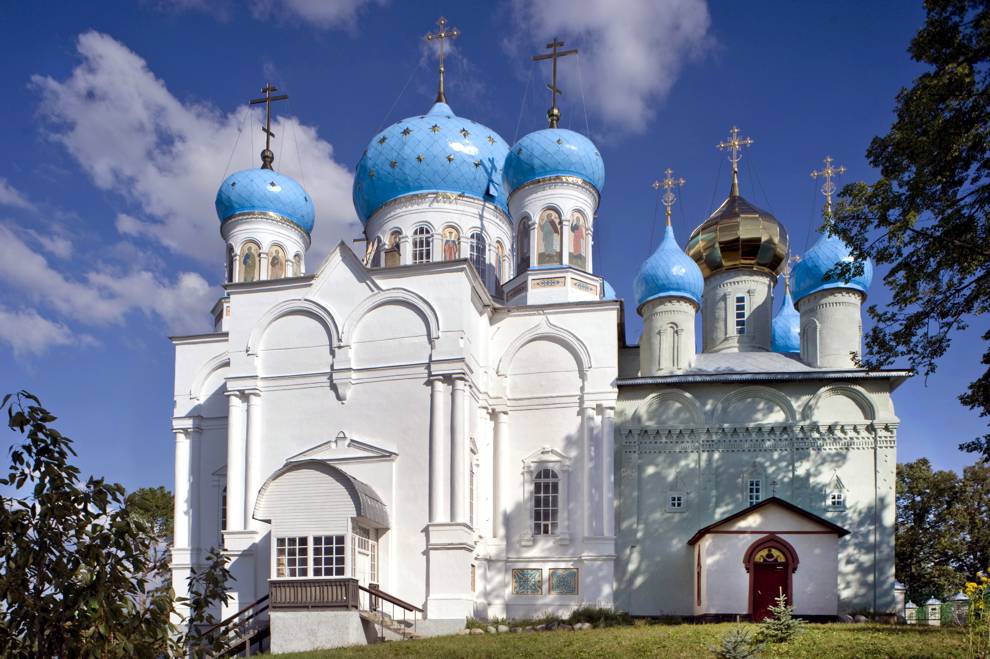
[688, 497, 849, 621]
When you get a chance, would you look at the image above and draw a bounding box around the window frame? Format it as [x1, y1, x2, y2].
[748, 478, 762, 506]
[734, 294, 747, 335]
[469, 231, 487, 276]
[275, 536, 310, 578]
[411, 226, 432, 264]
[827, 490, 846, 511]
[533, 467, 560, 536]
[667, 491, 686, 513]
[312, 534, 346, 578]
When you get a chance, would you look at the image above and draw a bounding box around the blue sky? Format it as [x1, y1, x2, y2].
[0, 0, 978, 493]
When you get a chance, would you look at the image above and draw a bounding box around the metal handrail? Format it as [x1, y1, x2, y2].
[357, 583, 421, 640]
[358, 584, 423, 613]
[200, 593, 271, 654]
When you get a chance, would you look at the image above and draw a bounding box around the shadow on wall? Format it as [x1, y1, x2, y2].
[613, 392, 896, 617]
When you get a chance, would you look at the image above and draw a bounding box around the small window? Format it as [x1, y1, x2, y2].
[667, 493, 685, 512]
[748, 478, 762, 506]
[828, 491, 845, 510]
[470, 231, 487, 275]
[412, 226, 432, 264]
[533, 468, 559, 536]
[735, 295, 747, 335]
[275, 536, 309, 578]
[313, 535, 346, 577]
[220, 486, 227, 533]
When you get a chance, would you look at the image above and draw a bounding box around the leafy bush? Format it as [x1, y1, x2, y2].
[710, 626, 764, 659]
[566, 606, 633, 628]
[756, 594, 806, 644]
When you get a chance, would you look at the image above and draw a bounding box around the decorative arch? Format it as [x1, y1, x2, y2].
[247, 298, 341, 356]
[496, 317, 592, 378]
[411, 225, 433, 264]
[801, 318, 820, 364]
[801, 384, 877, 422]
[341, 288, 440, 347]
[634, 389, 704, 427]
[189, 352, 230, 401]
[516, 215, 531, 273]
[743, 533, 800, 573]
[712, 385, 797, 425]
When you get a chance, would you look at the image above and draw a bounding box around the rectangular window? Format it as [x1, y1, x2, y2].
[748, 479, 762, 506]
[828, 491, 845, 509]
[668, 494, 684, 511]
[735, 295, 747, 335]
[313, 535, 346, 577]
[533, 469, 560, 536]
[275, 536, 309, 578]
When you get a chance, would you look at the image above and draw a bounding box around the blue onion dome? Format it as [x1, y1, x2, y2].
[503, 129, 605, 196]
[602, 280, 617, 300]
[633, 224, 704, 310]
[352, 102, 510, 223]
[216, 168, 315, 234]
[772, 288, 801, 353]
[791, 233, 874, 302]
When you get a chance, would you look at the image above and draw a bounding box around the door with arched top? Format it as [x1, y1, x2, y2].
[751, 546, 790, 620]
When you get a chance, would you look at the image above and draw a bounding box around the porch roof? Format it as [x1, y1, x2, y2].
[687, 496, 849, 546]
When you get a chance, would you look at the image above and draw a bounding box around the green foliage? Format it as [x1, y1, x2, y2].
[829, 0, 990, 459]
[0, 390, 179, 658]
[756, 594, 805, 645]
[125, 485, 174, 540]
[566, 606, 633, 627]
[710, 626, 765, 659]
[181, 547, 234, 657]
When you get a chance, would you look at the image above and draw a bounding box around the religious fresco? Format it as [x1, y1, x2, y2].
[569, 212, 587, 270]
[538, 209, 562, 265]
[511, 568, 542, 595]
[240, 242, 259, 282]
[443, 227, 460, 261]
[549, 568, 578, 595]
[293, 253, 302, 276]
[384, 230, 401, 268]
[754, 547, 787, 563]
[269, 245, 286, 279]
[517, 218, 530, 273]
[496, 241, 506, 282]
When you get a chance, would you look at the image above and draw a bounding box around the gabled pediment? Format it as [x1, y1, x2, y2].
[522, 445, 571, 466]
[286, 431, 398, 464]
[307, 241, 381, 313]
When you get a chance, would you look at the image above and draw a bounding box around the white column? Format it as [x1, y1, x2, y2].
[587, 227, 594, 273]
[173, 430, 191, 550]
[225, 392, 246, 532]
[581, 406, 594, 536]
[429, 377, 447, 523]
[529, 219, 539, 269]
[561, 217, 571, 267]
[450, 377, 467, 523]
[493, 410, 508, 539]
[259, 252, 269, 280]
[601, 406, 616, 537]
[244, 391, 263, 529]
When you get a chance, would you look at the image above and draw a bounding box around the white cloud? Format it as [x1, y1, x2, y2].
[0, 225, 217, 335]
[249, 0, 385, 29]
[31, 31, 359, 267]
[0, 178, 35, 211]
[509, 0, 712, 135]
[0, 307, 92, 358]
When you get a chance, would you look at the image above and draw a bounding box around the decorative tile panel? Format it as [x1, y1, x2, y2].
[511, 568, 543, 595]
[549, 568, 579, 595]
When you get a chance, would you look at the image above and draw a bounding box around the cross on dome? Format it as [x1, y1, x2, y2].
[653, 167, 686, 227]
[533, 38, 578, 128]
[811, 155, 846, 218]
[249, 83, 289, 170]
[717, 126, 754, 196]
[425, 16, 460, 104]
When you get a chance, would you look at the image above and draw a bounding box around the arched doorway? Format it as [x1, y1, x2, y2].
[744, 535, 798, 621]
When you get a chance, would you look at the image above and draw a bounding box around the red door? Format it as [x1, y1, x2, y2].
[752, 562, 789, 621]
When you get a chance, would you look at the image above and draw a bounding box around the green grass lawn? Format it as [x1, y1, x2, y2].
[277, 622, 969, 658]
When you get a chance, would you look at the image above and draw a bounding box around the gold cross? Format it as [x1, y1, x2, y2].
[652, 168, 686, 227]
[533, 38, 578, 128]
[717, 126, 754, 196]
[250, 83, 289, 170]
[811, 156, 846, 217]
[425, 16, 460, 104]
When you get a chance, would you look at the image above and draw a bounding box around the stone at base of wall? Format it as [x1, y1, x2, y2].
[270, 610, 375, 654]
[416, 618, 468, 637]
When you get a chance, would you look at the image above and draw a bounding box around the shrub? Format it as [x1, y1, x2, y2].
[566, 606, 633, 628]
[756, 593, 806, 644]
[710, 626, 764, 659]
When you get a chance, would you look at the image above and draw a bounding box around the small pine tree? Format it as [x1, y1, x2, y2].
[757, 593, 806, 644]
[710, 626, 765, 659]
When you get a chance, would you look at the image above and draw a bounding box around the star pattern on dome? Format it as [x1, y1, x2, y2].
[416, 154, 425, 162]
[487, 135, 495, 144]
[401, 127, 412, 137]
[431, 124, 441, 133]
[447, 154, 454, 163]
[460, 128, 470, 138]
[473, 160, 481, 168]
[390, 160, 398, 169]
[378, 136, 387, 145]
[369, 169, 376, 178]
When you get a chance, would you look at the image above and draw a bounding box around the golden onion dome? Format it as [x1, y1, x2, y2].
[686, 185, 789, 278]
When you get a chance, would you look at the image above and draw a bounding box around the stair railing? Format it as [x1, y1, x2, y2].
[197, 593, 271, 656]
[358, 583, 423, 640]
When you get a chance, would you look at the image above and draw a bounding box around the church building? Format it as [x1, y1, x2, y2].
[169, 22, 908, 652]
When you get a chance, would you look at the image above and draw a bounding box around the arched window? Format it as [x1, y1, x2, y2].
[538, 209, 562, 265]
[533, 468, 559, 536]
[226, 245, 235, 283]
[470, 231, 487, 277]
[239, 242, 260, 283]
[269, 245, 286, 279]
[293, 253, 303, 276]
[442, 227, 460, 261]
[383, 230, 401, 268]
[495, 241, 506, 283]
[569, 211, 587, 270]
[412, 226, 432, 264]
[516, 218, 530, 273]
